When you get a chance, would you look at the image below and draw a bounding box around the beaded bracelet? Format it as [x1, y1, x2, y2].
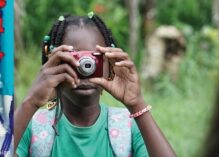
[129, 105, 152, 118]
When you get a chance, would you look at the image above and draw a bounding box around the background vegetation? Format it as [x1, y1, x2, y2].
[15, 0, 219, 156]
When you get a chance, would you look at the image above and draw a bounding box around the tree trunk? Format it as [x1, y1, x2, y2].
[125, 0, 140, 59]
[14, 0, 24, 50]
[213, 0, 219, 28]
[141, 0, 156, 79]
[144, 0, 156, 36]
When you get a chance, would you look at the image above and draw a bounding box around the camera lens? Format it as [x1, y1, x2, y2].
[85, 63, 91, 68]
[77, 56, 96, 76]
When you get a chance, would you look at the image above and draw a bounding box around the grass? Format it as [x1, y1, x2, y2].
[15, 37, 219, 156]
[142, 86, 215, 157]
[15, 46, 41, 105]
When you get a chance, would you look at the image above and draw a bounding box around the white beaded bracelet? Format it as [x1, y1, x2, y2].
[129, 105, 152, 118]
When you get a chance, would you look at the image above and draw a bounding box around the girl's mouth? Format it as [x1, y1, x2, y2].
[75, 84, 96, 90]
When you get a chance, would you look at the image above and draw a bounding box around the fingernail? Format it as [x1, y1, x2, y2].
[69, 46, 74, 50]
[115, 62, 120, 65]
[76, 61, 80, 66]
[73, 84, 77, 88]
[77, 79, 80, 84]
[96, 45, 101, 48]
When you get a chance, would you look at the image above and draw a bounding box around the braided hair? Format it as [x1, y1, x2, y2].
[42, 14, 116, 64]
[42, 14, 116, 135]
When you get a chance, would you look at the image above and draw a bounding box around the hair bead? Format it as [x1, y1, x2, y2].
[88, 11, 94, 19]
[43, 35, 50, 43]
[111, 43, 115, 48]
[58, 16, 65, 21]
[49, 45, 55, 51]
[44, 45, 48, 56]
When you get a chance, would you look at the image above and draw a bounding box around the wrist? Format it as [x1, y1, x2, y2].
[22, 96, 39, 111]
[126, 98, 148, 114]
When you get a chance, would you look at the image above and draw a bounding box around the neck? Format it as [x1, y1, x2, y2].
[61, 94, 101, 127]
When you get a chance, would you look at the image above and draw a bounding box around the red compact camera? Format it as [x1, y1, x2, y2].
[70, 51, 103, 79]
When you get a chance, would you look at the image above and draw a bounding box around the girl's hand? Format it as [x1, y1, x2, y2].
[25, 45, 80, 108]
[89, 45, 144, 108]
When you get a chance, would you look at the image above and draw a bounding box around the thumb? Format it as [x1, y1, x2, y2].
[89, 78, 111, 90]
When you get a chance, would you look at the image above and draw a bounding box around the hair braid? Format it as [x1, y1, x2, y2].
[107, 28, 117, 47]
[50, 22, 61, 47]
[55, 15, 71, 46]
[42, 29, 53, 64]
[90, 15, 116, 80]
[91, 15, 116, 47]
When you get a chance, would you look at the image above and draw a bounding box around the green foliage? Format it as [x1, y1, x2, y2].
[155, 0, 212, 29]
[152, 26, 219, 97]
[15, 45, 41, 104]
[141, 28, 219, 156]
[22, 0, 128, 50]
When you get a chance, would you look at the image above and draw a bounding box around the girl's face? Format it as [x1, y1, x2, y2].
[60, 26, 109, 99]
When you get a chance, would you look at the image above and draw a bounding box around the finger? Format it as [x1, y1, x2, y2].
[89, 78, 111, 91]
[47, 73, 76, 88]
[43, 51, 80, 68]
[105, 51, 129, 60]
[96, 45, 123, 53]
[42, 64, 80, 84]
[49, 45, 74, 58]
[115, 60, 136, 73]
[51, 45, 74, 54]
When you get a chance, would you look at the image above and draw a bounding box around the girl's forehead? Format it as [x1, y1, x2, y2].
[62, 27, 106, 51]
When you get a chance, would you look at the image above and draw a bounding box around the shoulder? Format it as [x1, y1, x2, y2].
[107, 106, 133, 157]
[107, 106, 132, 135]
[105, 105, 132, 126]
[32, 101, 56, 124]
[107, 106, 139, 133]
[31, 107, 56, 137]
[108, 106, 130, 116]
[32, 103, 56, 124]
[30, 107, 56, 157]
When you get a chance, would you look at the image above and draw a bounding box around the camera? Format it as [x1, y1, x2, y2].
[70, 51, 103, 79]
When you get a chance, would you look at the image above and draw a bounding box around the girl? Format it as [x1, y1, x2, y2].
[14, 12, 176, 157]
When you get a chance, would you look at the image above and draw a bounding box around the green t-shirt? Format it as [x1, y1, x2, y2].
[16, 105, 149, 157]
